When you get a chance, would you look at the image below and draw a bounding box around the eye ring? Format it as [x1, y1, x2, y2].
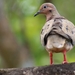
[43, 6, 47, 8]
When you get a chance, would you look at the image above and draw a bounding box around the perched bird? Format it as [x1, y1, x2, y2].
[34, 3, 75, 64]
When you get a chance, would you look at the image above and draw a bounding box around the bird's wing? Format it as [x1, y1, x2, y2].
[41, 19, 54, 46]
[62, 19, 75, 45]
[41, 18, 75, 46]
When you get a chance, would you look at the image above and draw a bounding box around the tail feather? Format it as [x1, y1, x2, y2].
[46, 35, 65, 49]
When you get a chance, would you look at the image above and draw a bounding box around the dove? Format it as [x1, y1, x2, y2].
[34, 3, 75, 64]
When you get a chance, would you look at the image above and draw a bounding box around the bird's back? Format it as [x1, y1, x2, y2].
[41, 17, 75, 52]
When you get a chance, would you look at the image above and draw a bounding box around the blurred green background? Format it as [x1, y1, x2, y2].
[0, 0, 75, 68]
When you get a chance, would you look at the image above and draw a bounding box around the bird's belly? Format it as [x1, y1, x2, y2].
[45, 35, 73, 53]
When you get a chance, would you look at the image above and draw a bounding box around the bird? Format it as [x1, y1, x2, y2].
[34, 3, 75, 64]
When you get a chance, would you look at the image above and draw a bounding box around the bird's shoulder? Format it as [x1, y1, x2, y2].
[41, 17, 75, 35]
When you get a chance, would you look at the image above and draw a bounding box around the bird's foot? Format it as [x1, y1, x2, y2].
[62, 61, 68, 64]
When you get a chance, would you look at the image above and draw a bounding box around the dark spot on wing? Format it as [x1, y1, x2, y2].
[66, 26, 68, 31]
[54, 17, 63, 22]
[46, 24, 50, 29]
[52, 22, 62, 29]
[47, 24, 49, 26]
[71, 31, 74, 34]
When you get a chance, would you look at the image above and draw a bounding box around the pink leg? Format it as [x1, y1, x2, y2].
[63, 49, 68, 64]
[49, 52, 53, 64]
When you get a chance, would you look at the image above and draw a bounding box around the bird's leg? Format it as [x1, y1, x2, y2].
[63, 49, 68, 64]
[49, 52, 53, 64]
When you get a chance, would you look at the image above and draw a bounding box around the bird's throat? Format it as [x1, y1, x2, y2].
[46, 13, 53, 21]
[46, 11, 60, 21]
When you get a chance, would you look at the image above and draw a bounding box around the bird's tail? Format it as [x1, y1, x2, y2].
[46, 35, 66, 49]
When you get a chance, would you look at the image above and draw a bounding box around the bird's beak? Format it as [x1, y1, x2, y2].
[34, 10, 40, 17]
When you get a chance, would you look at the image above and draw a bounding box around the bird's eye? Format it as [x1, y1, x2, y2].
[43, 6, 47, 8]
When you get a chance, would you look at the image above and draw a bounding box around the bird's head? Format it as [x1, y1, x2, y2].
[34, 3, 60, 21]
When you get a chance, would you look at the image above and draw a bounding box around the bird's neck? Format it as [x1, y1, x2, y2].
[46, 10, 60, 21]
